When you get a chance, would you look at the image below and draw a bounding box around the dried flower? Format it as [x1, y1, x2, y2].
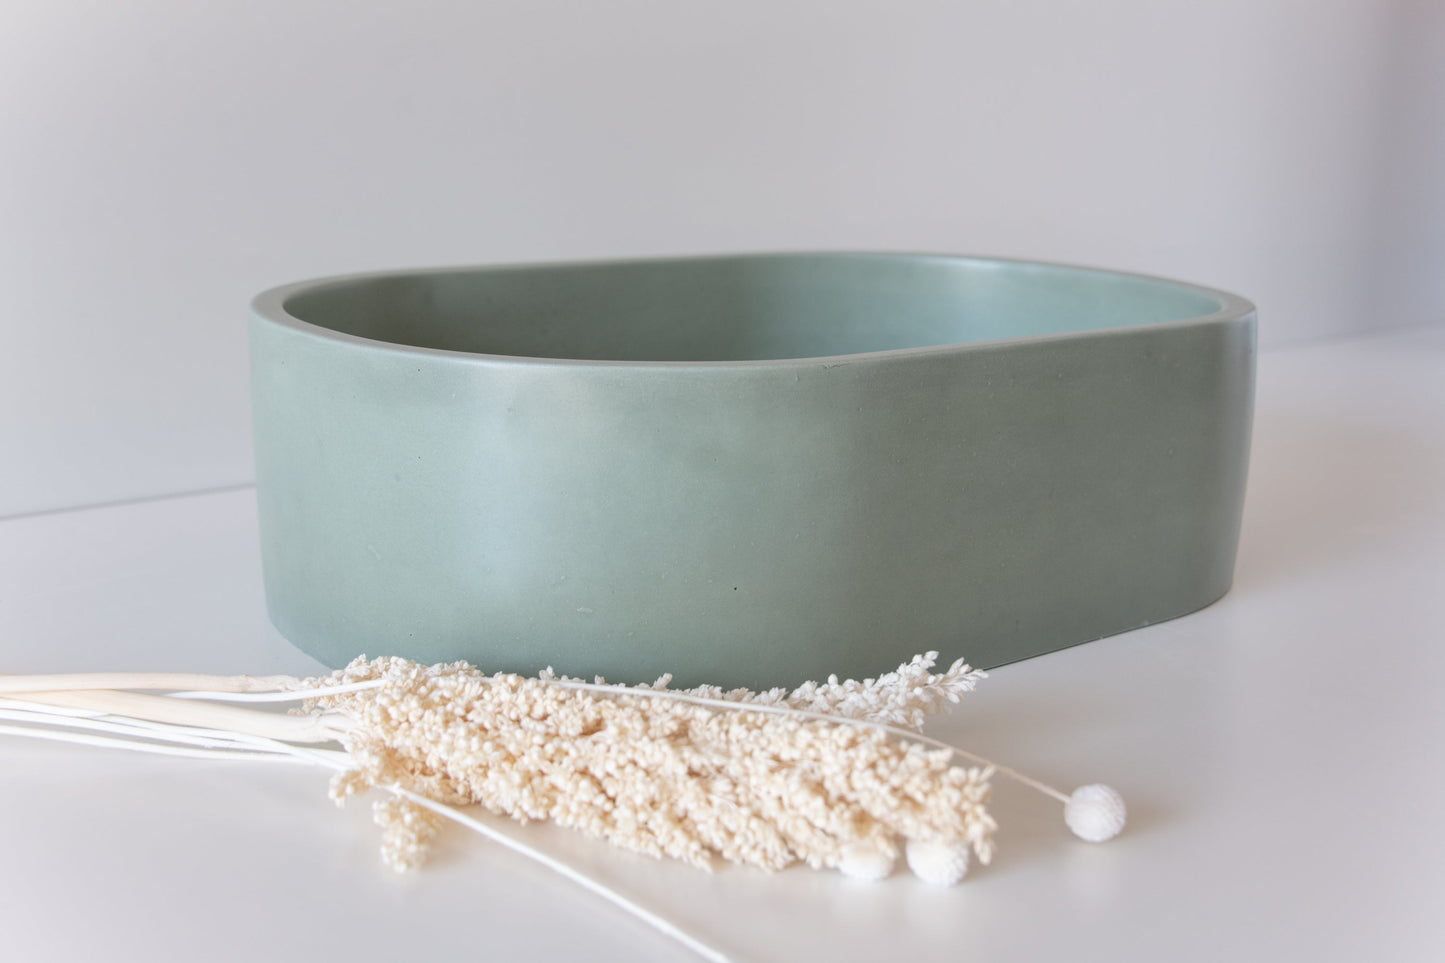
[372, 796, 444, 872]
[0, 653, 1123, 962]
[309, 656, 996, 877]
[553, 650, 987, 732]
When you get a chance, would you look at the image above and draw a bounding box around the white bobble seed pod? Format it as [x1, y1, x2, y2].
[905, 838, 970, 886]
[837, 840, 896, 881]
[1064, 784, 1127, 842]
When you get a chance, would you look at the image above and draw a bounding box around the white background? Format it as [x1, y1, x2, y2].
[2, 0, 1443, 517]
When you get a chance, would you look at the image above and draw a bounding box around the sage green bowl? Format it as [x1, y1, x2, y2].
[250, 253, 1255, 687]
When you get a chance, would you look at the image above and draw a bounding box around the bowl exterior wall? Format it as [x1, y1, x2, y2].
[251, 310, 1254, 687]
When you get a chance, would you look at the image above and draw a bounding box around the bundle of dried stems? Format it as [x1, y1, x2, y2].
[0, 652, 1124, 962]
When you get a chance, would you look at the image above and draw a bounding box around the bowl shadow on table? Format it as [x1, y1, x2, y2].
[1231, 398, 1440, 595]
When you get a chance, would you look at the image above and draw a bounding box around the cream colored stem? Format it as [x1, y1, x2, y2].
[18, 690, 350, 744]
[0, 672, 301, 695]
[0, 706, 730, 962]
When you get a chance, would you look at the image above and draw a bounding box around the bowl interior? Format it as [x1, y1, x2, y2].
[281, 254, 1225, 363]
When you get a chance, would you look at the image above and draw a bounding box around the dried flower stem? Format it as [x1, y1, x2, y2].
[13, 689, 350, 743]
[0, 656, 1057, 804]
[0, 694, 733, 962]
[389, 786, 732, 963]
[0, 652, 1122, 961]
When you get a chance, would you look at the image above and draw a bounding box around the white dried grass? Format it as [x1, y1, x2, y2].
[308, 655, 996, 875]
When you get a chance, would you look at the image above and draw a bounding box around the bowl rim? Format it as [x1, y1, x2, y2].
[250, 251, 1257, 370]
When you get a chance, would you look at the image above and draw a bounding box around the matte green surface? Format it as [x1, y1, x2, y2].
[250, 253, 1256, 688]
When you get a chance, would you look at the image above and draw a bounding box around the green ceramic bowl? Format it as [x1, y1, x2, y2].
[250, 253, 1255, 687]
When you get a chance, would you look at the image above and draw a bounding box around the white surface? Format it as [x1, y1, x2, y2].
[2, 325, 1443, 961]
[4, 0, 1441, 516]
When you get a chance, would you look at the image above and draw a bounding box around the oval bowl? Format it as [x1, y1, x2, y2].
[250, 253, 1255, 687]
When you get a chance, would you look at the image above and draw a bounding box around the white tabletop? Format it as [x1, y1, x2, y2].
[3, 325, 1443, 962]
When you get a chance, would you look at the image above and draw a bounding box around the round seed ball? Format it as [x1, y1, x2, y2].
[905, 838, 970, 886]
[837, 840, 896, 881]
[1064, 784, 1127, 842]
